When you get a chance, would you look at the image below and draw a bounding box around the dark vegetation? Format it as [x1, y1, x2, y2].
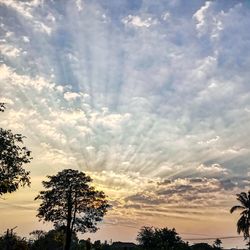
[0, 226, 223, 250]
[0, 103, 31, 195]
[35, 169, 110, 250]
[0, 103, 250, 249]
[136, 226, 189, 250]
[230, 191, 250, 249]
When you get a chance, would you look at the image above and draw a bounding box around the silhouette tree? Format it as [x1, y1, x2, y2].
[137, 226, 155, 250]
[29, 230, 46, 241]
[213, 238, 222, 249]
[93, 240, 102, 250]
[0, 103, 5, 112]
[0, 228, 29, 250]
[0, 103, 31, 195]
[191, 243, 212, 250]
[78, 238, 93, 250]
[30, 227, 79, 250]
[35, 169, 110, 250]
[154, 227, 184, 249]
[86, 238, 92, 250]
[137, 226, 188, 250]
[230, 191, 250, 249]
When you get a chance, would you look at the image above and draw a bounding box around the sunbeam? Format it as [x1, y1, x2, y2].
[0, 0, 250, 248]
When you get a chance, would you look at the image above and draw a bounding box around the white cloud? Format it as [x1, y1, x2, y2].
[197, 163, 228, 176]
[0, 64, 55, 91]
[75, 0, 83, 11]
[39, 142, 76, 166]
[193, 1, 211, 36]
[0, 64, 12, 80]
[64, 91, 81, 101]
[34, 21, 52, 35]
[122, 15, 157, 28]
[22, 36, 30, 43]
[198, 135, 220, 145]
[0, 0, 34, 19]
[0, 44, 21, 57]
[0, 97, 14, 105]
[162, 11, 171, 21]
[90, 111, 131, 130]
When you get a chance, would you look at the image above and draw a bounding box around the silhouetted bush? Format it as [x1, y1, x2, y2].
[190, 242, 213, 250]
[137, 226, 189, 250]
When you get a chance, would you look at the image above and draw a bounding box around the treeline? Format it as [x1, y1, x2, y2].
[0, 226, 222, 250]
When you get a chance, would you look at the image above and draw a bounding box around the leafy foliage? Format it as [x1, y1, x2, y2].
[0, 229, 29, 250]
[0, 103, 5, 112]
[0, 103, 31, 195]
[35, 169, 110, 250]
[213, 238, 222, 249]
[30, 227, 78, 250]
[137, 226, 155, 250]
[190, 243, 213, 250]
[230, 191, 250, 249]
[137, 226, 189, 250]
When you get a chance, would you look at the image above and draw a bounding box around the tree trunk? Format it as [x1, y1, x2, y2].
[64, 227, 72, 250]
[248, 228, 250, 250]
[64, 188, 72, 250]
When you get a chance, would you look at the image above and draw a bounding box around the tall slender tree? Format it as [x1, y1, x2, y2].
[35, 169, 110, 250]
[230, 191, 250, 249]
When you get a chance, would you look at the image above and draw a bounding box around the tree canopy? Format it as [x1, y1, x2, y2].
[35, 169, 110, 250]
[0, 103, 31, 195]
[137, 226, 189, 250]
[230, 191, 250, 249]
[30, 227, 79, 250]
[190, 243, 213, 250]
[0, 229, 28, 250]
[213, 238, 222, 249]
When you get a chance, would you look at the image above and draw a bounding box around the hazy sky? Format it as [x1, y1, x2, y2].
[0, 0, 250, 248]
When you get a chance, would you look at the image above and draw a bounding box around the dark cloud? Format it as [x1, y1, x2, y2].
[157, 184, 193, 196]
[219, 177, 250, 190]
[123, 176, 250, 213]
[125, 193, 164, 205]
[157, 179, 172, 185]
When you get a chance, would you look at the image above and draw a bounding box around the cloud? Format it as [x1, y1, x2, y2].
[125, 193, 164, 205]
[196, 163, 229, 177]
[34, 21, 52, 35]
[38, 142, 77, 166]
[75, 0, 83, 11]
[122, 15, 157, 28]
[161, 11, 171, 21]
[64, 91, 82, 101]
[123, 176, 250, 218]
[0, 0, 36, 19]
[0, 43, 22, 57]
[193, 1, 212, 36]
[1, 0, 249, 178]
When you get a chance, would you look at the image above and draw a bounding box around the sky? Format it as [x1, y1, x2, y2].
[0, 0, 250, 248]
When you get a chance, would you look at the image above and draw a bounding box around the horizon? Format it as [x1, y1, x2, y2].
[0, 0, 250, 249]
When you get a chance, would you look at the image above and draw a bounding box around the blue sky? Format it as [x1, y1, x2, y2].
[0, 0, 250, 248]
